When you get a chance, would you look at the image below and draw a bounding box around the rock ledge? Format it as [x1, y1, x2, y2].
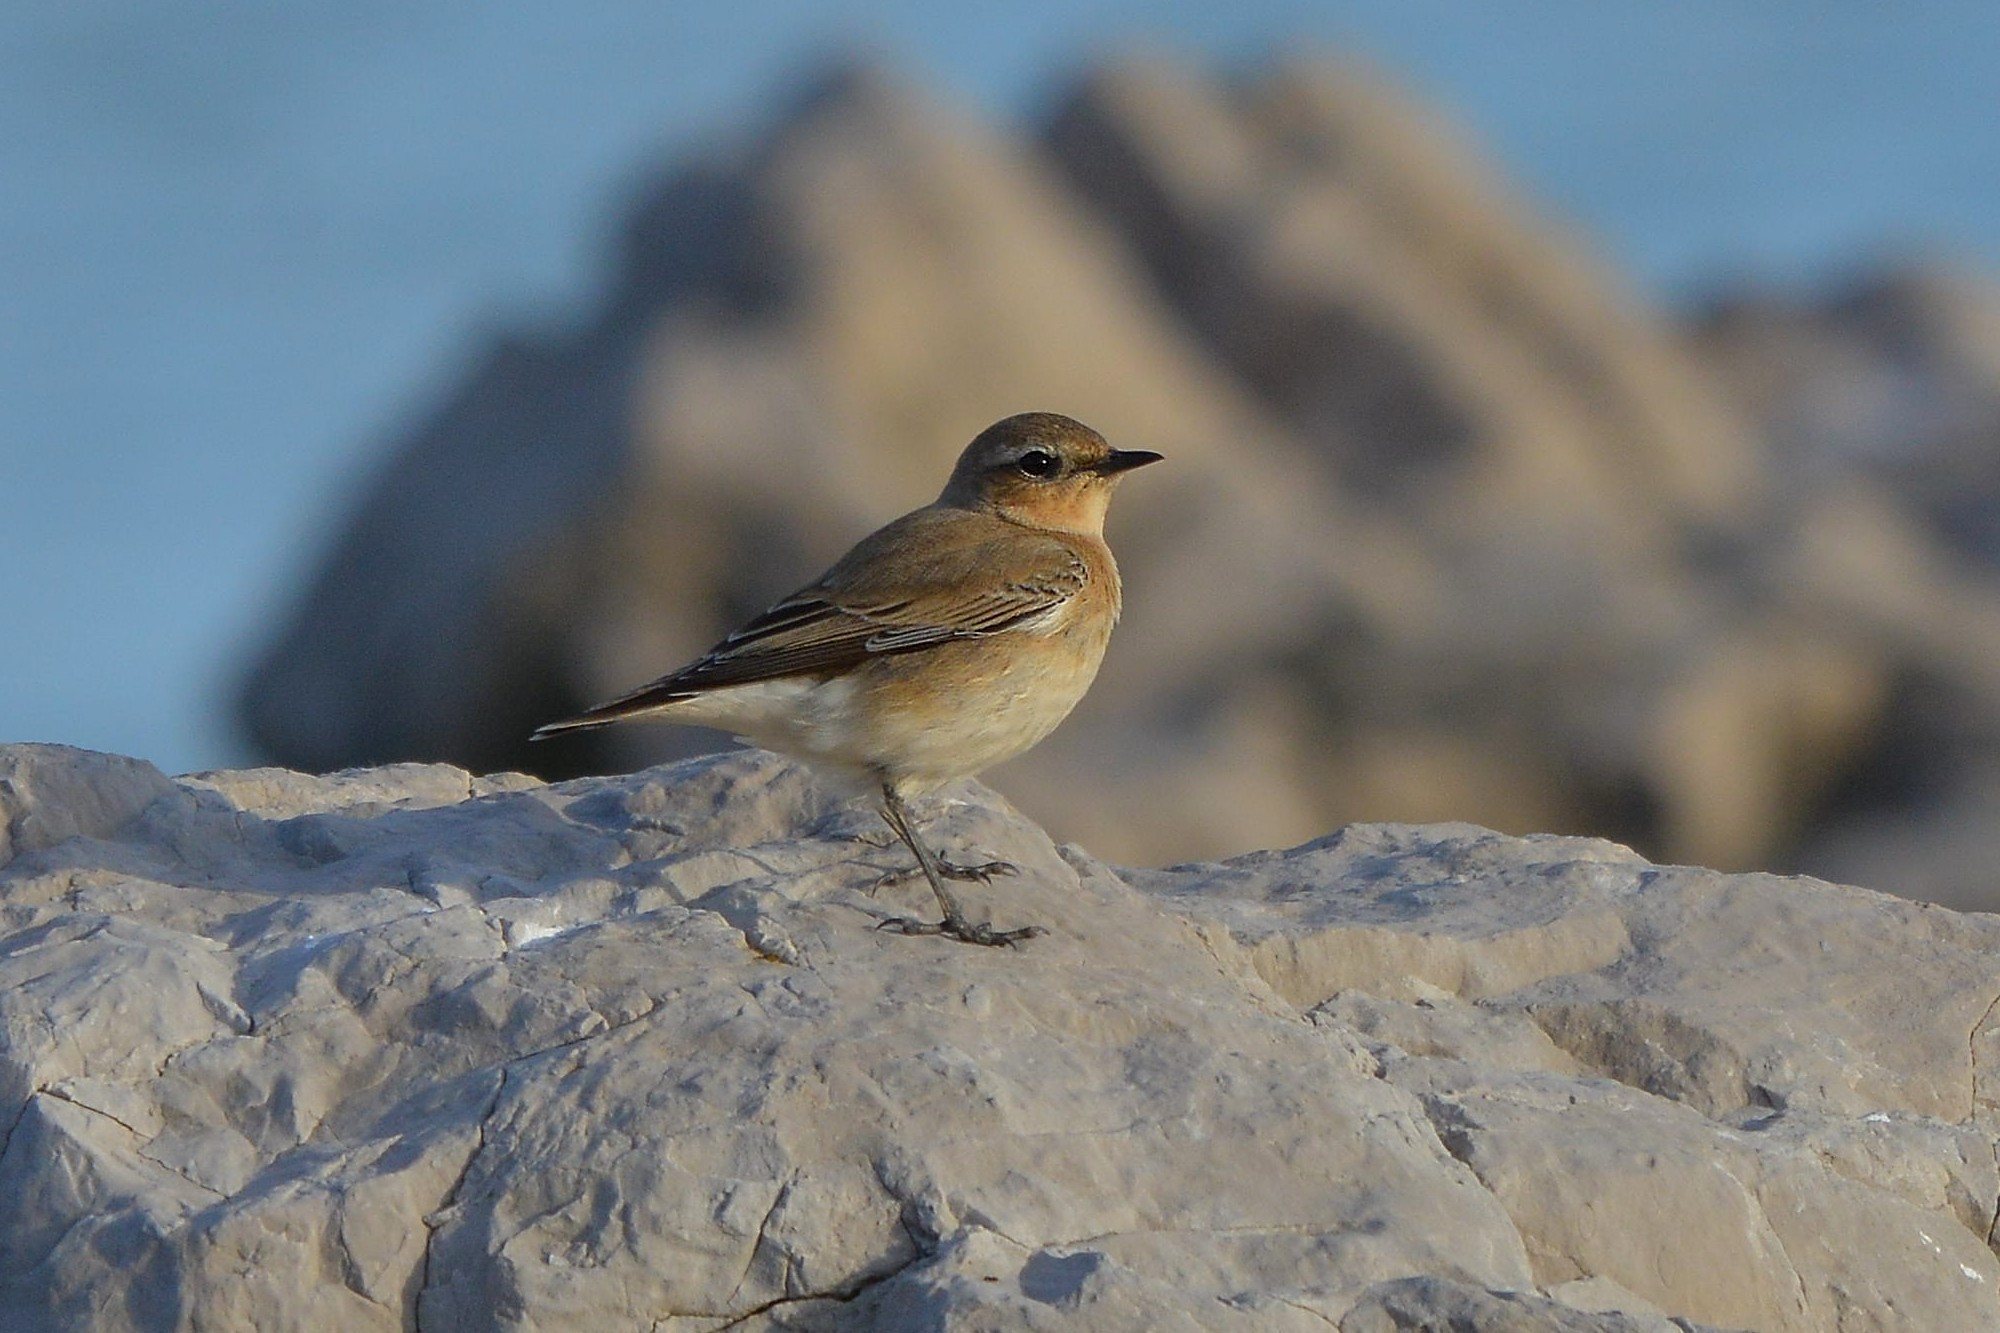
[1, 741, 1997, 1330]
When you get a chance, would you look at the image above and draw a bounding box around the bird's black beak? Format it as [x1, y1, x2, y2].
[1091, 449, 1164, 475]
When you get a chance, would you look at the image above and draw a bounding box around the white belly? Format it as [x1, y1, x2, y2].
[647, 622, 1110, 793]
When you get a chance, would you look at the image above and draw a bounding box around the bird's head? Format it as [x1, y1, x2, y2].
[937, 413, 1162, 535]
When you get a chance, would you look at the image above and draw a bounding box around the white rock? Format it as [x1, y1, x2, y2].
[1, 742, 1996, 1330]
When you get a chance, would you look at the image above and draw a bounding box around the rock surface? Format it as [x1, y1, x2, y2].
[1694, 265, 2000, 909]
[4, 740, 1998, 1330]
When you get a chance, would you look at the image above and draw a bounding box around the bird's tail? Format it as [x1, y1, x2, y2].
[527, 714, 615, 742]
[528, 682, 698, 741]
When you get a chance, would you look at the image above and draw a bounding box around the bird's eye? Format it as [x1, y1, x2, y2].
[1015, 450, 1059, 478]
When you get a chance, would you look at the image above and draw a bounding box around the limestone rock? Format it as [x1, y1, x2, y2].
[2, 741, 1997, 1329]
[1044, 55, 1761, 541]
[1693, 265, 2000, 908]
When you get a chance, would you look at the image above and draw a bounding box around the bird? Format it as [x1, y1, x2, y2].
[531, 412, 1160, 947]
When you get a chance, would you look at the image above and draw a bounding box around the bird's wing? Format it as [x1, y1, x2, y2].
[533, 512, 1088, 735]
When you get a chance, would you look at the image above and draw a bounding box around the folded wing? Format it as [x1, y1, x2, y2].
[532, 514, 1088, 737]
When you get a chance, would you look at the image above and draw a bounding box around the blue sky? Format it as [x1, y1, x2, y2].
[5, 1, 1998, 773]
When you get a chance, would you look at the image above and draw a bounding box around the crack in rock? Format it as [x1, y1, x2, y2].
[1987, 1136, 2000, 1251]
[33, 1087, 229, 1203]
[1716, 1159, 1814, 1324]
[1967, 981, 2000, 1118]
[0, 1090, 37, 1176]
[406, 1005, 669, 1331]
[726, 1175, 795, 1307]
[703, 1246, 930, 1332]
[414, 1065, 509, 1333]
[1267, 1293, 1340, 1330]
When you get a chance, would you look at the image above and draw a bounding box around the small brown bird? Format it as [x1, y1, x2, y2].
[531, 413, 1160, 947]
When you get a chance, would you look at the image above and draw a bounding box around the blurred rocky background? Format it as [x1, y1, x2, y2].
[233, 56, 2000, 910]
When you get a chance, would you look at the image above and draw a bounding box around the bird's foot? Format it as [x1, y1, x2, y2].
[940, 857, 1017, 883]
[869, 857, 1016, 895]
[876, 914, 1044, 948]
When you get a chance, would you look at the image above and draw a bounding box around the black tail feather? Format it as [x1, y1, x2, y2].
[528, 684, 698, 742]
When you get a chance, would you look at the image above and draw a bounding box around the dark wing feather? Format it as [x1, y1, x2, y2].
[531, 523, 1087, 738]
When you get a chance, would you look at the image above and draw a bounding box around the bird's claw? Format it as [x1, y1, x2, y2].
[940, 857, 1017, 883]
[876, 915, 1044, 948]
[868, 857, 1017, 895]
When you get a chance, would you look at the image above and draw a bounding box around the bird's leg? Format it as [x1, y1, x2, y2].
[874, 784, 1041, 947]
[883, 787, 966, 924]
